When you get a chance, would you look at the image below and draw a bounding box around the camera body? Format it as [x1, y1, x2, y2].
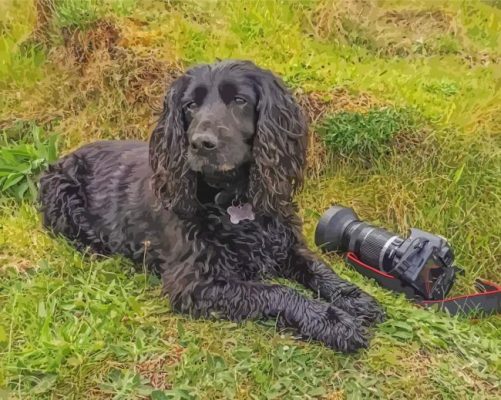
[315, 206, 459, 300]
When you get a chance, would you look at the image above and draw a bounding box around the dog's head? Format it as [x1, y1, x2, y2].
[150, 60, 307, 219]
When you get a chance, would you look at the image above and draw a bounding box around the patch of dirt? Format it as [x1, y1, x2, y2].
[391, 127, 434, 155]
[329, 87, 381, 113]
[0, 255, 34, 274]
[53, 18, 182, 107]
[135, 346, 184, 390]
[305, 131, 328, 178]
[61, 20, 121, 64]
[80, 47, 179, 106]
[374, 9, 461, 56]
[463, 51, 501, 67]
[119, 18, 165, 49]
[33, 0, 55, 43]
[36, 17, 184, 143]
[76, 47, 181, 140]
[307, 1, 466, 57]
[296, 91, 331, 177]
[307, 0, 375, 43]
[87, 347, 184, 399]
[297, 88, 381, 124]
[322, 391, 345, 400]
[1, 38, 182, 143]
[296, 92, 331, 125]
[86, 389, 114, 400]
[379, 9, 457, 36]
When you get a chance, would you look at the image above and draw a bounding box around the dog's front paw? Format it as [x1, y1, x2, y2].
[299, 303, 370, 352]
[335, 288, 385, 326]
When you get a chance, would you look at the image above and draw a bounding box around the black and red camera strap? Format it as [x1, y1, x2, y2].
[345, 252, 501, 316]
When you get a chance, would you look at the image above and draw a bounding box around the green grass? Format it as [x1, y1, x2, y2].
[53, 0, 137, 30]
[0, 124, 58, 202]
[0, 0, 500, 399]
[0, 0, 44, 90]
[318, 107, 421, 161]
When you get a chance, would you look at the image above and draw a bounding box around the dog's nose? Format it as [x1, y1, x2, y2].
[190, 133, 218, 152]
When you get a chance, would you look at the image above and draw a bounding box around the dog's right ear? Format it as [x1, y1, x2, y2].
[149, 74, 199, 217]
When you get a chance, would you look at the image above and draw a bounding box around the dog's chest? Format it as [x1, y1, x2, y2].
[198, 210, 295, 278]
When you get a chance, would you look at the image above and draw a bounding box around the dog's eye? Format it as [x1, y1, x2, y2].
[185, 101, 198, 111]
[234, 96, 247, 105]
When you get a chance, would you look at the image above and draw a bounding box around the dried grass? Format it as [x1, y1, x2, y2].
[307, 0, 471, 57]
[1, 18, 183, 146]
[60, 19, 120, 64]
[33, 0, 55, 43]
[307, 0, 374, 43]
[135, 347, 184, 390]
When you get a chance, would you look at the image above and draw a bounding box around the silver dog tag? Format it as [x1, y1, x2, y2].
[227, 203, 255, 224]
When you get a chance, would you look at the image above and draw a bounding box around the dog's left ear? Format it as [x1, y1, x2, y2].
[247, 68, 308, 219]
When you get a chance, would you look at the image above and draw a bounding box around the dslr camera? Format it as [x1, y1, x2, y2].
[315, 205, 459, 300]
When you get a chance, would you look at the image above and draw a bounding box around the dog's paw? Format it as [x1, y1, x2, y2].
[334, 288, 385, 326]
[299, 303, 370, 352]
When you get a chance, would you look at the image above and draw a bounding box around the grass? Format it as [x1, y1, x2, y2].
[0, 0, 500, 398]
[317, 107, 421, 161]
[0, 124, 58, 202]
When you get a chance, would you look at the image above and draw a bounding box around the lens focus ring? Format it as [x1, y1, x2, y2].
[358, 229, 394, 268]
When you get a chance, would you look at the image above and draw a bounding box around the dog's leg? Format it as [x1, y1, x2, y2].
[162, 269, 369, 352]
[281, 246, 385, 326]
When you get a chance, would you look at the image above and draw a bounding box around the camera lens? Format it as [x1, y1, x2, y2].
[315, 205, 403, 271]
[314, 206, 359, 253]
[345, 222, 402, 271]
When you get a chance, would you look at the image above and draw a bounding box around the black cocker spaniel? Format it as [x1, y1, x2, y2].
[39, 60, 384, 352]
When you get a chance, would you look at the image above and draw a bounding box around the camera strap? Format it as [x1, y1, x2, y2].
[345, 252, 501, 316]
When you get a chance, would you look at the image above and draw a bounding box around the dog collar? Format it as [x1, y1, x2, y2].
[214, 190, 236, 207]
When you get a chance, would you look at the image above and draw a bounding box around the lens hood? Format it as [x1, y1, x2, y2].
[314, 205, 359, 253]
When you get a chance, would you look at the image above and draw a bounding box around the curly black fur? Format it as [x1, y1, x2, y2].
[39, 60, 384, 352]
